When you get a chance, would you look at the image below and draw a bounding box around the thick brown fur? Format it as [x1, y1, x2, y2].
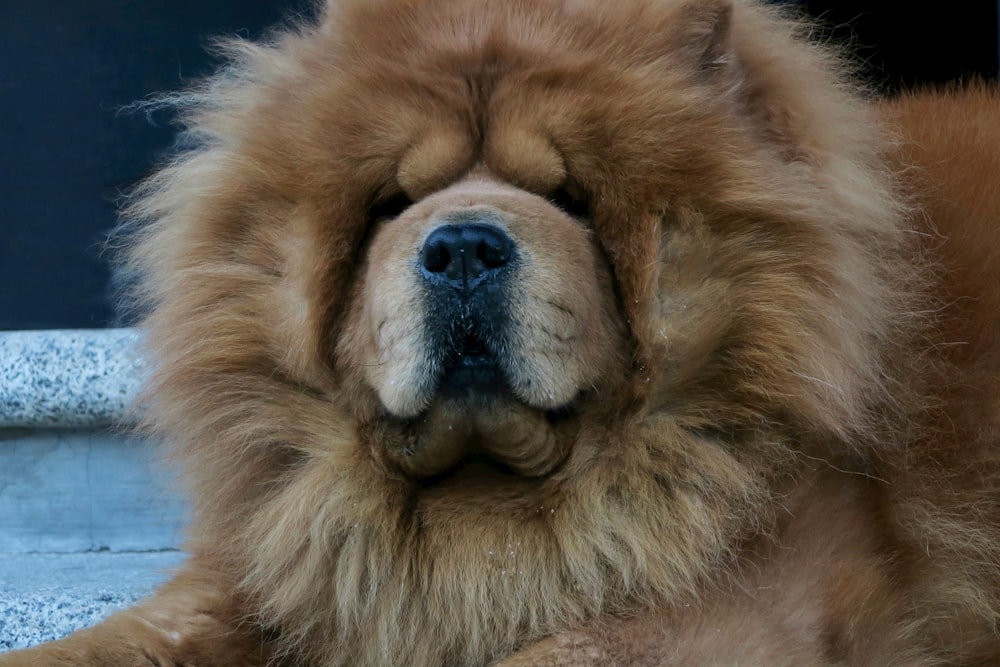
[4, 1, 1000, 665]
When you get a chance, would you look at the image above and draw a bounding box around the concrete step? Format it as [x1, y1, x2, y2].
[0, 429, 187, 554]
[0, 551, 186, 650]
[0, 329, 188, 650]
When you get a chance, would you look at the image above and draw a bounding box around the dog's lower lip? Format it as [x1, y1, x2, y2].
[416, 452, 516, 487]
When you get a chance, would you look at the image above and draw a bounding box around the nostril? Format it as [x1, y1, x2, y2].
[420, 223, 515, 287]
[477, 235, 510, 269]
[422, 240, 451, 274]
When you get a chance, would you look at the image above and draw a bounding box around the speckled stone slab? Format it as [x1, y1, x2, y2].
[0, 329, 145, 428]
[0, 551, 187, 649]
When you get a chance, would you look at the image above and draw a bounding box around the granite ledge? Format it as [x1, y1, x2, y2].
[0, 329, 145, 429]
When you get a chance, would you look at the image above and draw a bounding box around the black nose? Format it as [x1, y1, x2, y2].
[420, 223, 514, 289]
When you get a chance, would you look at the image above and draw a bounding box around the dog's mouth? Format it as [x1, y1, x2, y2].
[382, 333, 582, 481]
[375, 279, 589, 481]
[433, 330, 580, 421]
[437, 332, 508, 399]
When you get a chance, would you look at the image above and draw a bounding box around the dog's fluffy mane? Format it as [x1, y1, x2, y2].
[117, 0, 940, 663]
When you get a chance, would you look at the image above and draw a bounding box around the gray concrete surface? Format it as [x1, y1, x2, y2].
[0, 429, 188, 554]
[0, 551, 186, 650]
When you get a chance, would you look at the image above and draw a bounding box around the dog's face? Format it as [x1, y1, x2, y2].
[340, 174, 628, 479]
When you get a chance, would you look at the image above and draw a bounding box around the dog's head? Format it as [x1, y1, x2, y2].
[124, 0, 914, 661]
[127, 0, 912, 542]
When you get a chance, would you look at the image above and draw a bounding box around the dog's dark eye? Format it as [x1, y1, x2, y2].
[369, 192, 414, 224]
[549, 185, 590, 220]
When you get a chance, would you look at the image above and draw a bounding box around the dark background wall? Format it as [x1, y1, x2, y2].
[799, 1, 999, 92]
[0, 1, 306, 330]
[1, 1, 998, 330]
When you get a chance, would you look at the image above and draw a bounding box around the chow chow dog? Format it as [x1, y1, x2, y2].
[4, 0, 999, 664]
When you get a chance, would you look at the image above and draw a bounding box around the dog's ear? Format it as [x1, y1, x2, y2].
[670, 0, 734, 75]
[563, 0, 736, 78]
[667, 0, 831, 161]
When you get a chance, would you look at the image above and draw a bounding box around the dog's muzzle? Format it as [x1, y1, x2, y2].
[420, 216, 518, 398]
